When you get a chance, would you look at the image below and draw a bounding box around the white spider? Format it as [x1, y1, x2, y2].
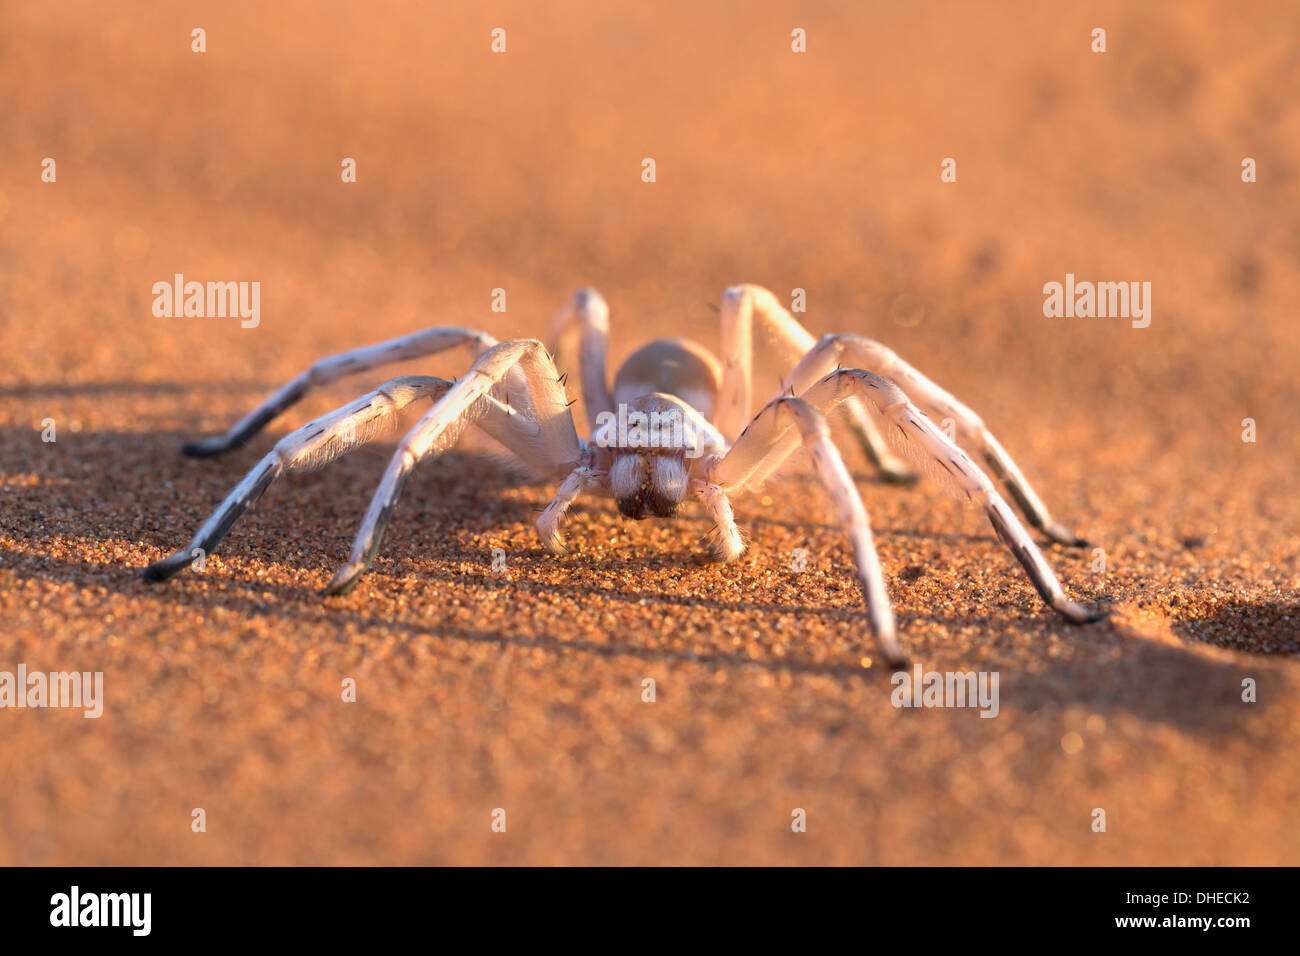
[143, 284, 1101, 667]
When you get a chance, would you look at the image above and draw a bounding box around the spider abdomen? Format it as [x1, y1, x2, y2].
[612, 337, 721, 421]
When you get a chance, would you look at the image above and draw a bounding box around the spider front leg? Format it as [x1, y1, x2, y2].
[717, 283, 916, 484]
[142, 376, 452, 581]
[323, 338, 582, 595]
[703, 396, 906, 668]
[779, 368, 1102, 625]
[179, 326, 506, 458]
[535, 456, 604, 554]
[769, 332, 1087, 547]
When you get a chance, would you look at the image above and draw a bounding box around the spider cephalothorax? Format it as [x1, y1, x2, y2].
[142, 284, 1102, 667]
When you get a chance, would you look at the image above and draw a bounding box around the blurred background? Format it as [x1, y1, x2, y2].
[1, 1, 1297, 864]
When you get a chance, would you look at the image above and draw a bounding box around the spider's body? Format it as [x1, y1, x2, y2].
[614, 337, 722, 421]
[143, 284, 1101, 667]
[604, 337, 720, 519]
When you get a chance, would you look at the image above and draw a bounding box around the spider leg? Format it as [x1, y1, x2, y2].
[472, 390, 580, 479]
[142, 376, 452, 581]
[535, 463, 603, 554]
[768, 333, 1087, 546]
[476, 388, 608, 554]
[696, 478, 745, 562]
[180, 326, 505, 458]
[717, 284, 915, 483]
[705, 396, 906, 667]
[323, 339, 581, 595]
[725, 368, 1103, 627]
[547, 287, 615, 432]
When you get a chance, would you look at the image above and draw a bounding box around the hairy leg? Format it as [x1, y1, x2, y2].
[323, 339, 581, 595]
[143, 376, 451, 581]
[770, 333, 1086, 545]
[181, 327, 501, 457]
[535, 462, 604, 554]
[707, 396, 906, 667]
[717, 283, 914, 482]
[724, 368, 1100, 624]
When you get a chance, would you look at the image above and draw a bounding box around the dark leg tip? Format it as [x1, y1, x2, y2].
[1044, 522, 1089, 548]
[141, 551, 196, 582]
[875, 631, 909, 671]
[880, 468, 920, 487]
[321, 565, 364, 597]
[180, 438, 231, 458]
[1055, 597, 1107, 625]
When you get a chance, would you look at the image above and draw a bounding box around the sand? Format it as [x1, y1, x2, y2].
[0, 0, 1297, 864]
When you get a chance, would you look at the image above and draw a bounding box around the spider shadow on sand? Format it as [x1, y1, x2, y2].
[3, 545, 1279, 737]
[2, 420, 1286, 735]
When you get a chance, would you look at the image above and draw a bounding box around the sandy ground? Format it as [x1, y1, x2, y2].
[1, 1, 1298, 864]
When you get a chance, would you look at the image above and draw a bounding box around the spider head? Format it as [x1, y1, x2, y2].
[595, 392, 698, 520]
[610, 449, 688, 520]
